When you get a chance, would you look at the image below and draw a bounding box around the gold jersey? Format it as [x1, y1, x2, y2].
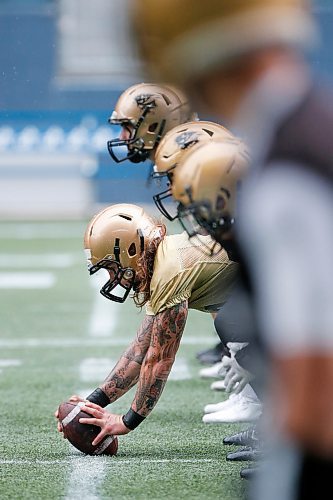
[145, 232, 238, 315]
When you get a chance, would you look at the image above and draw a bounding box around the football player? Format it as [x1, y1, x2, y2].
[171, 139, 262, 424]
[107, 83, 195, 164]
[56, 203, 238, 441]
[152, 120, 238, 366]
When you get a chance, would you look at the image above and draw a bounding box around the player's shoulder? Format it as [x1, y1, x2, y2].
[156, 230, 230, 271]
[162, 231, 191, 246]
[161, 231, 214, 252]
[155, 231, 190, 258]
[153, 232, 183, 273]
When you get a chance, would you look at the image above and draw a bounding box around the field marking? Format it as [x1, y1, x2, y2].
[4, 457, 224, 499]
[65, 456, 107, 500]
[0, 254, 78, 268]
[0, 359, 22, 376]
[0, 458, 219, 466]
[0, 359, 22, 367]
[0, 272, 56, 289]
[0, 223, 84, 240]
[169, 357, 192, 380]
[89, 273, 119, 337]
[0, 337, 212, 348]
[79, 358, 115, 383]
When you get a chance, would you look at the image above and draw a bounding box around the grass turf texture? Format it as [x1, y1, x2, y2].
[0, 220, 247, 500]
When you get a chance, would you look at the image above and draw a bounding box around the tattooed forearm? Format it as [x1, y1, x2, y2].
[132, 301, 188, 416]
[100, 314, 154, 403]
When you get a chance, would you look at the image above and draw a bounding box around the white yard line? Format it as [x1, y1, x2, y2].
[65, 457, 107, 500]
[0, 254, 77, 268]
[88, 273, 119, 337]
[0, 458, 218, 466]
[0, 272, 56, 289]
[0, 223, 84, 240]
[88, 299, 119, 337]
[108, 458, 218, 464]
[79, 358, 115, 383]
[169, 357, 192, 380]
[0, 336, 212, 348]
[0, 359, 22, 377]
[0, 359, 22, 367]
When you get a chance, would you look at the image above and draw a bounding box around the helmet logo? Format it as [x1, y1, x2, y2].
[135, 94, 157, 110]
[175, 131, 199, 149]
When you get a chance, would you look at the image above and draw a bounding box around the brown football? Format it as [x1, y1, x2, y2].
[58, 401, 118, 456]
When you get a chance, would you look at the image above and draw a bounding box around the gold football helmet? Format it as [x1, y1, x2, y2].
[152, 121, 235, 220]
[107, 83, 195, 163]
[172, 139, 250, 253]
[84, 203, 158, 302]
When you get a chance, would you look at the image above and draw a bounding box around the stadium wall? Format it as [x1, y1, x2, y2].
[0, 0, 332, 219]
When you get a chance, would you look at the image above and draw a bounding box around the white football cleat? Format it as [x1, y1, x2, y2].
[199, 361, 225, 379]
[204, 392, 240, 414]
[202, 387, 262, 424]
[210, 379, 227, 391]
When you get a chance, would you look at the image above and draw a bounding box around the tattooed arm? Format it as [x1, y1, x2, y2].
[132, 300, 188, 416]
[79, 301, 188, 441]
[100, 313, 155, 402]
[55, 313, 154, 429]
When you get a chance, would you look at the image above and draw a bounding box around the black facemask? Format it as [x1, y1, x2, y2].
[89, 257, 136, 303]
[107, 103, 165, 164]
[107, 136, 150, 163]
[177, 202, 234, 257]
[152, 168, 179, 221]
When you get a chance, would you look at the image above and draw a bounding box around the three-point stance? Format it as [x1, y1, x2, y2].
[57, 203, 238, 445]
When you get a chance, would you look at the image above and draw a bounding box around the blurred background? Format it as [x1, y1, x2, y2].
[0, 0, 332, 220]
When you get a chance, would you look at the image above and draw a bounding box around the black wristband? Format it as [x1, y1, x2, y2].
[122, 408, 145, 430]
[86, 388, 110, 408]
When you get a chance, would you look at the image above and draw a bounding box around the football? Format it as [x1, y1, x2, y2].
[58, 401, 118, 456]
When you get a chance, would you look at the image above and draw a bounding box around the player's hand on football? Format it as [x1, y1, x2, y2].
[79, 401, 131, 445]
[55, 395, 87, 435]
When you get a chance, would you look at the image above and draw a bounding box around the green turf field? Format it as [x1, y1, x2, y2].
[0, 220, 247, 500]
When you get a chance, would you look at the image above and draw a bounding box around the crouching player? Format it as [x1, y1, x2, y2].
[56, 203, 238, 444]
